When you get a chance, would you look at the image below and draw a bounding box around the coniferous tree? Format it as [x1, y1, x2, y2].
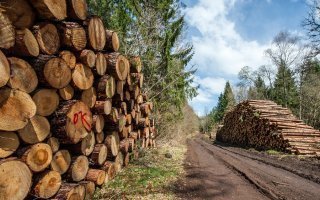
[213, 81, 236, 122]
[272, 64, 299, 112]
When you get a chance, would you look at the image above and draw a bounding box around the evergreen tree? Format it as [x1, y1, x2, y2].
[272, 64, 299, 112]
[213, 81, 236, 122]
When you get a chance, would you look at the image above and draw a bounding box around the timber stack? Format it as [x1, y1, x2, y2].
[0, 0, 157, 199]
[217, 100, 320, 156]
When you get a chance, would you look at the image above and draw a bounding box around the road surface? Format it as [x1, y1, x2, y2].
[175, 138, 320, 200]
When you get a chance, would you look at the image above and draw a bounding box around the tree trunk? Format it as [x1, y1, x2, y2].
[114, 152, 123, 172]
[59, 84, 74, 100]
[0, 88, 36, 131]
[93, 100, 112, 115]
[81, 87, 97, 108]
[58, 22, 87, 51]
[51, 150, 71, 175]
[90, 144, 108, 166]
[0, 131, 20, 158]
[31, 55, 71, 89]
[95, 131, 105, 144]
[29, 0, 67, 20]
[52, 183, 85, 200]
[59, 50, 76, 69]
[0, 158, 32, 200]
[33, 23, 60, 55]
[32, 170, 62, 198]
[0, 0, 35, 28]
[105, 107, 119, 124]
[128, 138, 135, 152]
[123, 153, 129, 167]
[92, 115, 105, 133]
[0, 50, 10, 87]
[68, 155, 89, 182]
[95, 52, 107, 76]
[85, 169, 106, 186]
[47, 137, 60, 153]
[51, 100, 92, 144]
[67, 131, 95, 156]
[18, 143, 53, 172]
[79, 49, 96, 68]
[120, 139, 129, 154]
[85, 16, 106, 51]
[72, 63, 94, 90]
[79, 181, 95, 200]
[7, 57, 38, 93]
[96, 75, 116, 99]
[105, 30, 119, 52]
[9, 28, 39, 57]
[129, 56, 142, 73]
[105, 52, 129, 80]
[105, 135, 118, 158]
[0, 11, 15, 49]
[101, 161, 116, 180]
[32, 89, 59, 116]
[67, 0, 88, 20]
[18, 115, 50, 144]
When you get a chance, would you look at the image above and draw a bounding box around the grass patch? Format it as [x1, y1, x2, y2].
[94, 145, 186, 200]
[266, 149, 281, 155]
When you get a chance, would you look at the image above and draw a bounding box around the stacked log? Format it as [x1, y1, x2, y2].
[0, 1, 157, 199]
[217, 100, 320, 156]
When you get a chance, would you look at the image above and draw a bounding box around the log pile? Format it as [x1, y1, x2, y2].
[0, 1, 157, 199]
[216, 100, 320, 156]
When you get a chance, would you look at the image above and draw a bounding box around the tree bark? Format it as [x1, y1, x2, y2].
[96, 75, 116, 99]
[105, 52, 129, 80]
[79, 49, 96, 68]
[52, 183, 85, 200]
[79, 181, 95, 200]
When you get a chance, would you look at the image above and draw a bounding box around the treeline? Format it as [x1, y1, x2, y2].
[203, 1, 320, 131]
[87, 0, 198, 133]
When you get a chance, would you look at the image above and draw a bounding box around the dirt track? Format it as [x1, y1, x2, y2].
[174, 138, 320, 200]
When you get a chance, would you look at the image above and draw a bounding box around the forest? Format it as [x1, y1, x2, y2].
[86, 0, 198, 136]
[203, 1, 320, 132]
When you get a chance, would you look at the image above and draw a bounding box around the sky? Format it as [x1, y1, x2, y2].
[183, 0, 310, 116]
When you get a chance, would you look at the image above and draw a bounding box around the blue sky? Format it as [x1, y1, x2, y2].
[183, 0, 310, 116]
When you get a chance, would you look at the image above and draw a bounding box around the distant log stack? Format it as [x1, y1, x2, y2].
[0, 0, 157, 199]
[217, 100, 320, 156]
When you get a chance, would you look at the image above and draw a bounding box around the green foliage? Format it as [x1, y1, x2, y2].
[272, 64, 299, 113]
[201, 81, 236, 132]
[87, 0, 198, 133]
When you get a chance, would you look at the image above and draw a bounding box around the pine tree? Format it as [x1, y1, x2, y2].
[213, 81, 236, 122]
[272, 64, 299, 113]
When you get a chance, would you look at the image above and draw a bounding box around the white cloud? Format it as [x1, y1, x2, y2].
[184, 0, 269, 76]
[185, 0, 271, 115]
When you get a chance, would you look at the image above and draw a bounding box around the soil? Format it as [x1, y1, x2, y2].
[173, 136, 320, 200]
